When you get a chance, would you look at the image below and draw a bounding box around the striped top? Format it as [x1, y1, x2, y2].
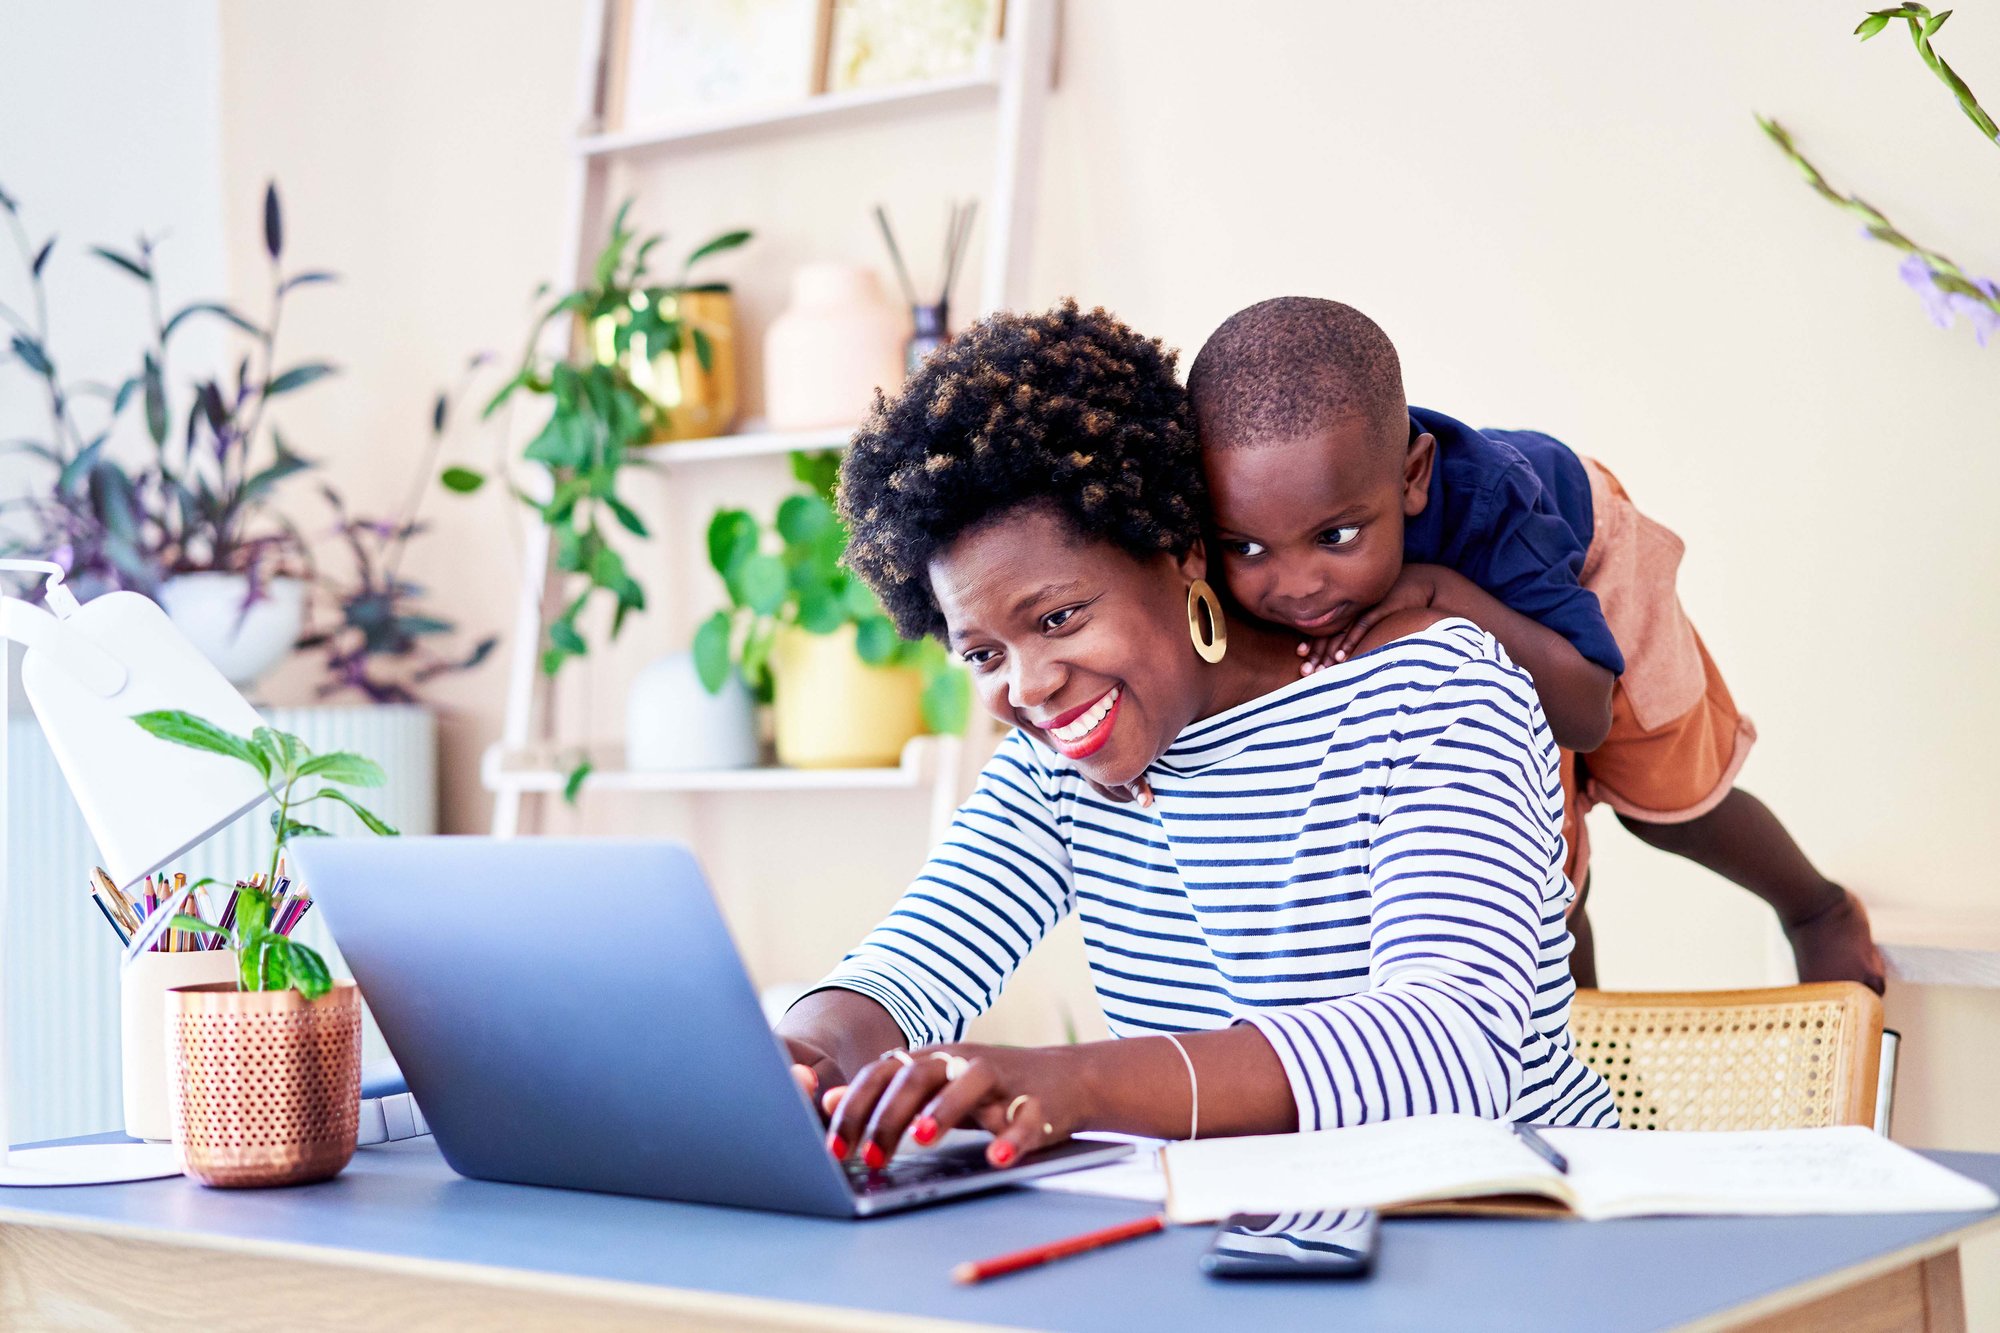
[821, 618, 1618, 1131]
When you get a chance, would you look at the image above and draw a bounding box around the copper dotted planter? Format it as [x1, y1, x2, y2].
[169, 980, 362, 1188]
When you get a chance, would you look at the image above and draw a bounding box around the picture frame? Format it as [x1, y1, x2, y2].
[822, 0, 1007, 94]
[605, 0, 834, 131]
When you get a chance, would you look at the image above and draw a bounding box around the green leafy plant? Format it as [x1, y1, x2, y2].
[135, 711, 398, 999]
[693, 451, 970, 735]
[297, 359, 498, 701]
[1759, 6, 1998, 344]
[450, 201, 751, 679]
[0, 181, 331, 598]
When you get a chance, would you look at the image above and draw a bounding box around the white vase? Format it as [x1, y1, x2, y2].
[627, 651, 760, 771]
[158, 573, 306, 688]
[763, 264, 910, 430]
[121, 949, 239, 1141]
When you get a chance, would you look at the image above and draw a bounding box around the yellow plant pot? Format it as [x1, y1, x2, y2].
[771, 623, 924, 769]
[589, 288, 740, 442]
[170, 980, 363, 1188]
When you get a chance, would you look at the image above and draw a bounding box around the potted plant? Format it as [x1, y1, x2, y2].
[298, 361, 497, 701]
[137, 710, 397, 1188]
[446, 202, 750, 793]
[694, 451, 970, 768]
[0, 181, 333, 687]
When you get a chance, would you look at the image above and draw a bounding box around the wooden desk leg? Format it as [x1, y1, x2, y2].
[1734, 1247, 1966, 1333]
[1921, 1249, 1967, 1333]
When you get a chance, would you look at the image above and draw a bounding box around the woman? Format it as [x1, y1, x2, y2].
[779, 302, 1615, 1172]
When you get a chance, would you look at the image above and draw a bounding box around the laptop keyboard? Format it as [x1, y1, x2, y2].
[843, 1144, 994, 1195]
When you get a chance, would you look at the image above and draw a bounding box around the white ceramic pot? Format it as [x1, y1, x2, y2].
[121, 949, 239, 1142]
[158, 573, 307, 688]
[763, 264, 909, 430]
[627, 650, 760, 771]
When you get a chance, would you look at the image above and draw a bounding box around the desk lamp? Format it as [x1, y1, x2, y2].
[0, 559, 268, 1184]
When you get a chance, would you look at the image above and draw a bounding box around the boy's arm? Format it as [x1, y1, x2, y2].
[1325, 564, 1614, 751]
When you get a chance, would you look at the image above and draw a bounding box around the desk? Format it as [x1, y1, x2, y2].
[0, 1138, 1995, 1332]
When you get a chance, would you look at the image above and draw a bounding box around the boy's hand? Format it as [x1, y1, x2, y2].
[1310, 565, 1457, 670]
[1084, 774, 1155, 807]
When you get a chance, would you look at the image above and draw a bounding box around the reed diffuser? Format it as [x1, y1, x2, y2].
[874, 199, 978, 376]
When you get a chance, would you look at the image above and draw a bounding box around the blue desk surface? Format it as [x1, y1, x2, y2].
[2, 1138, 1997, 1333]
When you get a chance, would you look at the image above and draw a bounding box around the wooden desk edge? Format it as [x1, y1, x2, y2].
[1673, 1207, 2000, 1332]
[0, 1199, 1025, 1333]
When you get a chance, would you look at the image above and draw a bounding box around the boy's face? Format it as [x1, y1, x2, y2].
[1204, 414, 1436, 640]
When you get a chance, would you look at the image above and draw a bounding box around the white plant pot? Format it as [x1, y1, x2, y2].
[158, 573, 306, 688]
[626, 651, 759, 771]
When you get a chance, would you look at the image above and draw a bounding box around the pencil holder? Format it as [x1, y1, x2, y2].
[169, 980, 362, 1188]
[120, 950, 240, 1141]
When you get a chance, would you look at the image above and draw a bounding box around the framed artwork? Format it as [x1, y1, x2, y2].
[608, 0, 833, 129]
[823, 0, 1006, 93]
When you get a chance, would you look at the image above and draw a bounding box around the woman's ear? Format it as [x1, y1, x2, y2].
[1174, 537, 1209, 585]
[1402, 433, 1437, 517]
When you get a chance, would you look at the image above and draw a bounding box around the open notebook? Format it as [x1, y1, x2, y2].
[1160, 1114, 1999, 1224]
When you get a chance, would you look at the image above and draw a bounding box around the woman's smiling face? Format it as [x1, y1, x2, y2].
[930, 504, 1210, 788]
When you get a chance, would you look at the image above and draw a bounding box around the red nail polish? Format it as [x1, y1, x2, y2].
[828, 1134, 847, 1160]
[989, 1140, 1016, 1168]
[862, 1141, 888, 1170]
[913, 1116, 938, 1145]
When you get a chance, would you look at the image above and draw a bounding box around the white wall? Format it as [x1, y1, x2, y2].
[0, 0, 230, 1137]
[0, 0, 229, 495]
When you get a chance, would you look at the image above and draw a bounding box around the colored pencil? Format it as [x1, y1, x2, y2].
[87, 890, 130, 946]
[951, 1214, 1166, 1284]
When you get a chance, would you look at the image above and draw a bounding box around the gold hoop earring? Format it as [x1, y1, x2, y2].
[1186, 578, 1227, 664]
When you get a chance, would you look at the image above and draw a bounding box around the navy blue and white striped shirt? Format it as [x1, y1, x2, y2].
[821, 619, 1618, 1131]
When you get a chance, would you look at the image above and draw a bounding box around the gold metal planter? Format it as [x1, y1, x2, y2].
[590, 287, 741, 442]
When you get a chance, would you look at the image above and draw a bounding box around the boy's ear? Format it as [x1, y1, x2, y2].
[1402, 433, 1437, 517]
[1174, 537, 1210, 585]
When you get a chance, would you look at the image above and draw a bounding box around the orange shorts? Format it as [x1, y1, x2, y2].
[1559, 459, 1757, 891]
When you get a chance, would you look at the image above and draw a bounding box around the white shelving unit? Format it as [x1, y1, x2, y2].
[486, 1, 1058, 842]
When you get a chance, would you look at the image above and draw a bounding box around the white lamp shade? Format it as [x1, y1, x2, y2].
[19, 591, 269, 889]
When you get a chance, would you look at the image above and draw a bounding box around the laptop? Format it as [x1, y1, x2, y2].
[291, 837, 1129, 1217]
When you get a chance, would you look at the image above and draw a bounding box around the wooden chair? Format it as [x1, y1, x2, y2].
[1569, 983, 1885, 1131]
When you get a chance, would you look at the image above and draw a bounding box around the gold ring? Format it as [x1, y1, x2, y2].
[884, 1049, 915, 1068]
[928, 1052, 971, 1081]
[1005, 1094, 1030, 1124]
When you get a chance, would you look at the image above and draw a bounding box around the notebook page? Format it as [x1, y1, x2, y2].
[1162, 1113, 1561, 1223]
[1544, 1125, 2000, 1219]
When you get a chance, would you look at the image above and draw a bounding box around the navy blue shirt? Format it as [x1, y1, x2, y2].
[1404, 406, 1624, 676]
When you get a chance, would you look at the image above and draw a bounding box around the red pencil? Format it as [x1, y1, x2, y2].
[951, 1214, 1165, 1284]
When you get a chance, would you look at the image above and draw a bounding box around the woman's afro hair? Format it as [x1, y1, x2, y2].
[838, 300, 1203, 640]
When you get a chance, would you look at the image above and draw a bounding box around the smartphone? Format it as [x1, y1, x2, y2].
[1200, 1209, 1379, 1279]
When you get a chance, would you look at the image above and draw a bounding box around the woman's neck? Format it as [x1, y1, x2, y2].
[1190, 612, 1312, 722]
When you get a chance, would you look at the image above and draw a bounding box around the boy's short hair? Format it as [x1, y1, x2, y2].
[1187, 297, 1406, 448]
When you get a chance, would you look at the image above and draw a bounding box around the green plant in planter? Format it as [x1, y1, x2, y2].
[135, 711, 398, 999]
[451, 201, 751, 680]
[692, 451, 970, 734]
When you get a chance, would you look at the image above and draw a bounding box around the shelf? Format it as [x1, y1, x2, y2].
[649, 424, 855, 466]
[1871, 908, 2000, 989]
[481, 733, 950, 795]
[578, 73, 1001, 159]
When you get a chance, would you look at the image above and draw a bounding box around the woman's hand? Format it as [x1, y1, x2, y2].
[824, 1043, 1080, 1170]
[781, 1034, 845, 1115]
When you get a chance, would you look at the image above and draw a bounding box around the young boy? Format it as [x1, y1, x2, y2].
[1184, 296, 1882, 991]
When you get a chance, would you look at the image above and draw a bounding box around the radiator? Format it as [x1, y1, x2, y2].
[6, 703, 436, 1142]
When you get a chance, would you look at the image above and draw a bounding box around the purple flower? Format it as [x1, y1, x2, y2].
[1899, 253, 1957, 329]
[1947, 277, 2000, 348]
